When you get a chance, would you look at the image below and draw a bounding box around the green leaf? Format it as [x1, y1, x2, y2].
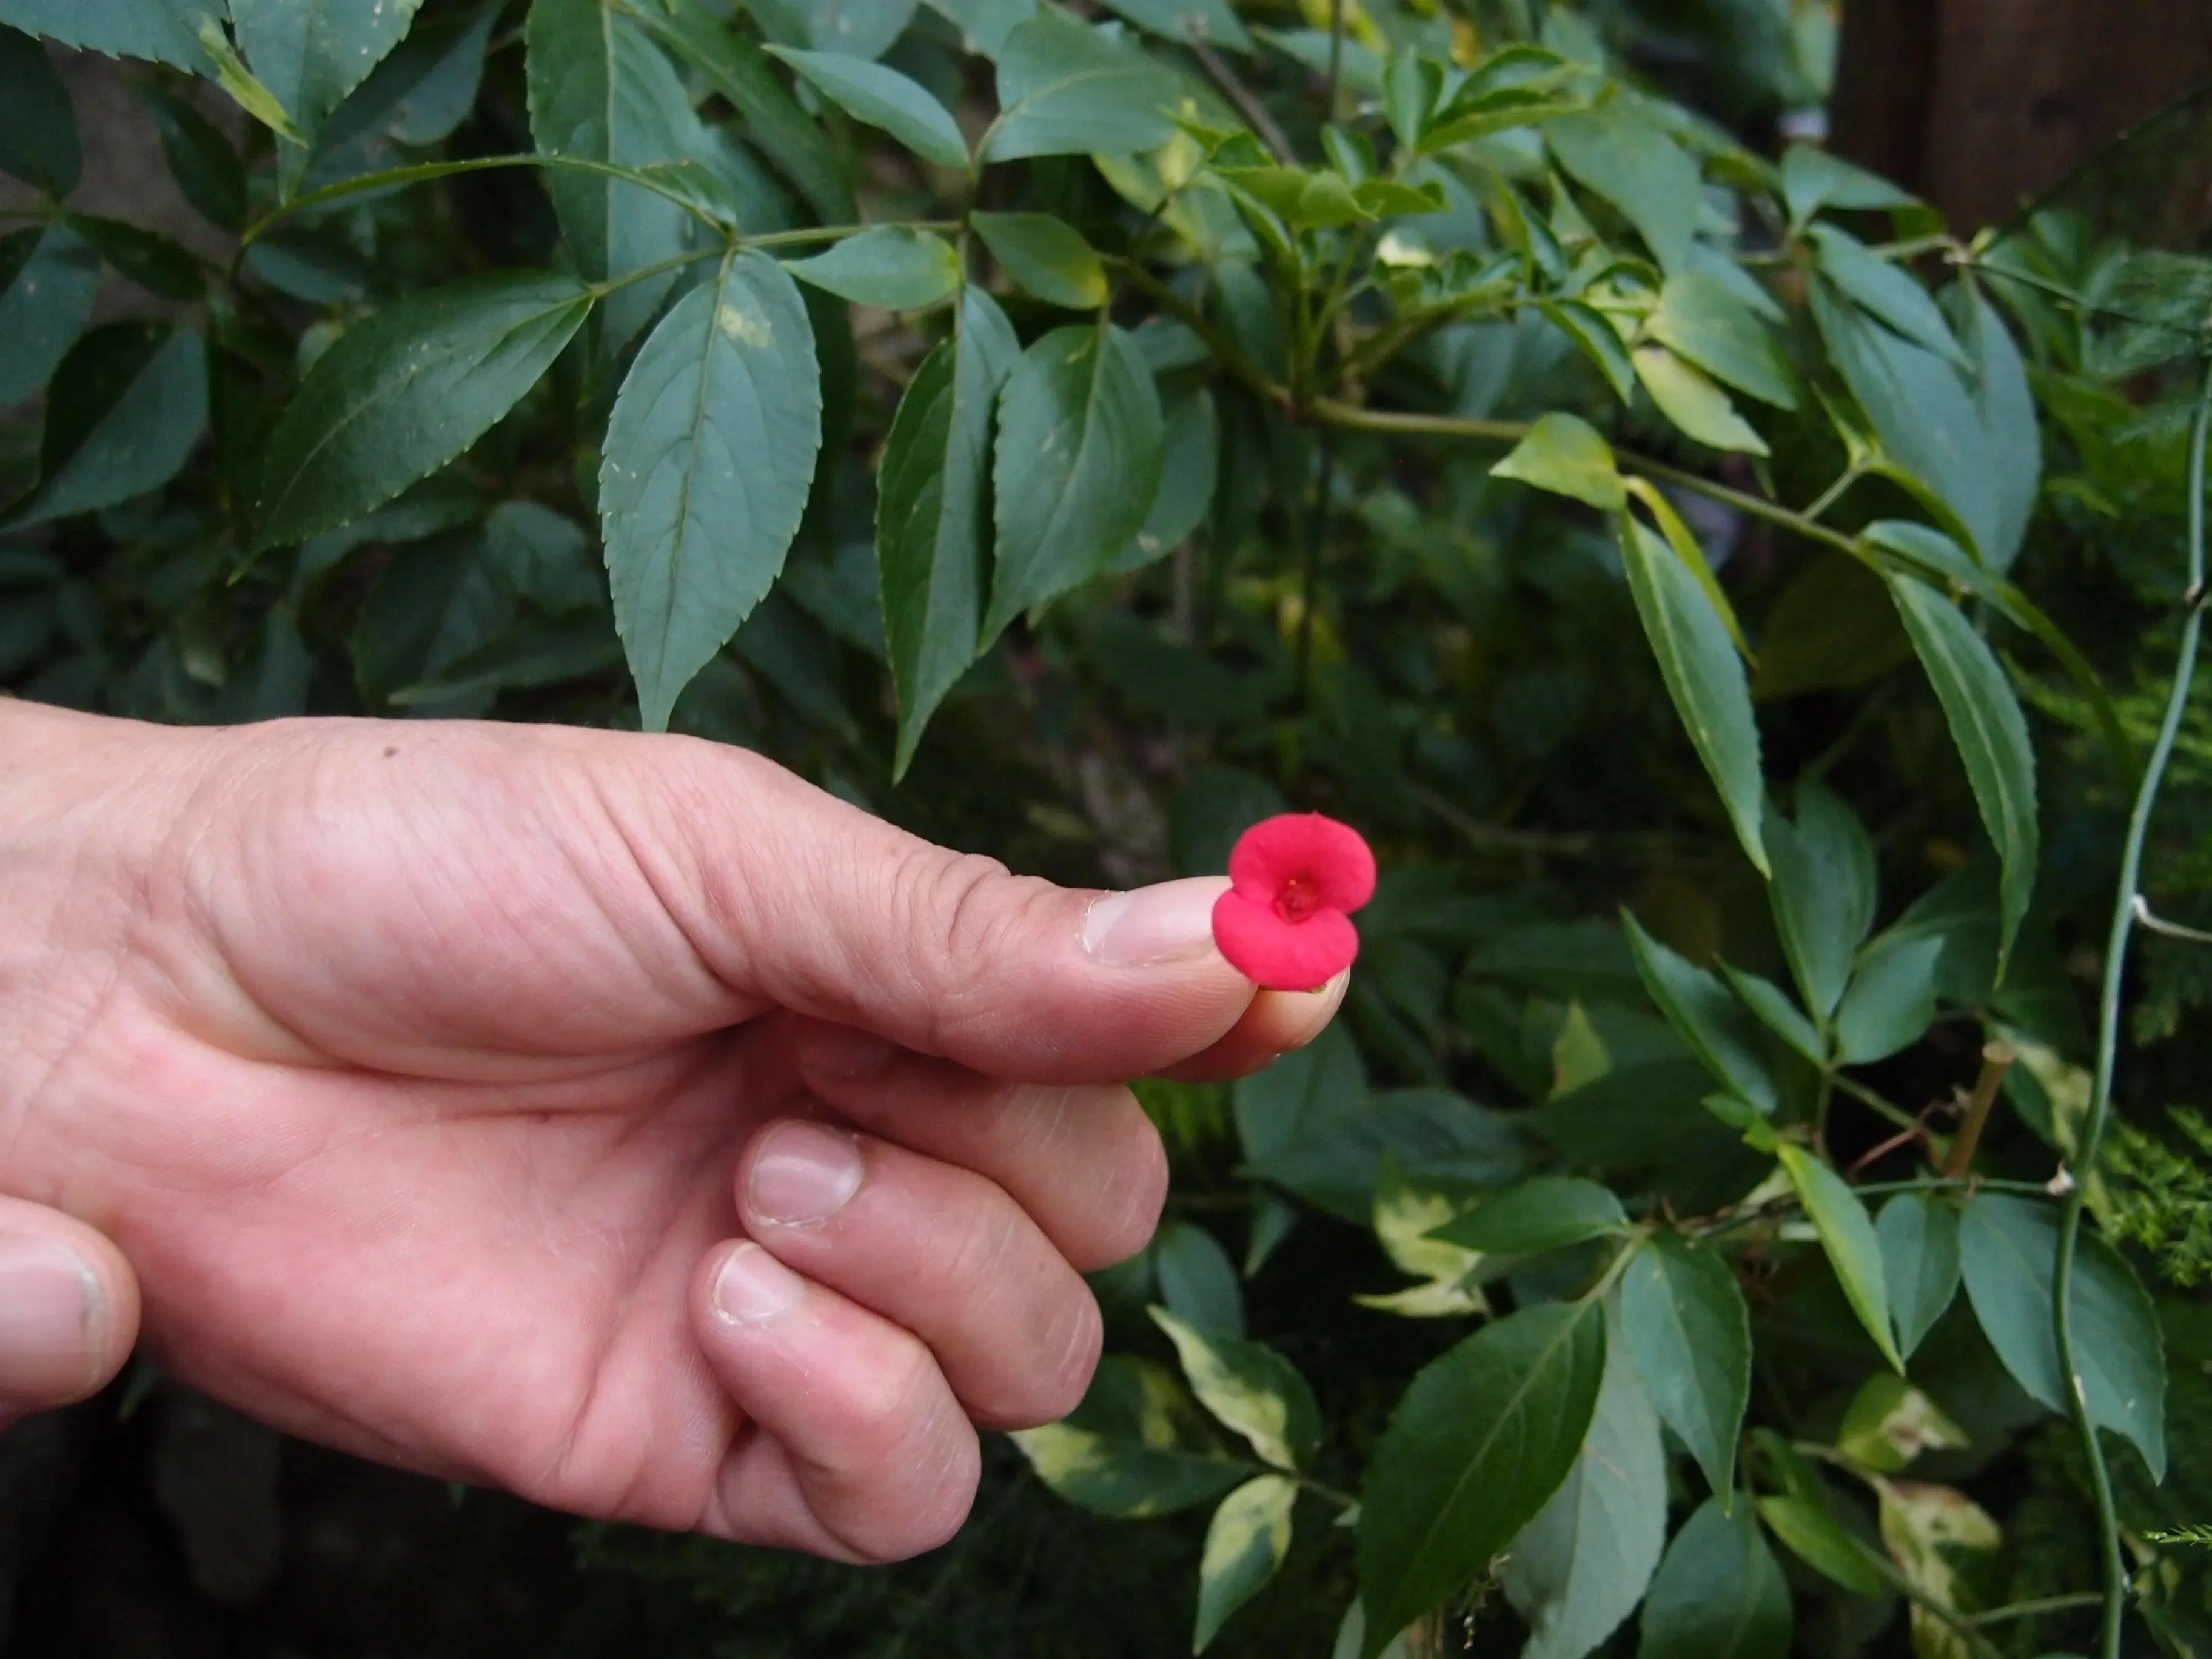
[1886, 572, 2037, 973]
[3, 320, 206, 529]
[1235, 1024, 1364, 1165]
[1958, 1193, 2167, 1480]
[1647, 272, 1795, 410]
[1875, 1479, 1999, 1652]
[0, 223, 97, 405]
[783, 226, 960, 309]
[309, 0, 500, 171]
[1107, 379, 1216, 572]
[1811, 281, 1997, 562]
[1353, 177, 1446, 218]
[798, 0, 916, 60]
[1637, 1497, 1792, 1659]
[1492, 411, 1624, 511]
[920, 0, 1032, 55]
[1755, 1492, 1888, 1598]
[628, 2, 854, 222]
[1954, 284, 2039, 574]
[143, 84, 247, 230]
[877, 286, 1017, 777]
[985, 321, 1162, 638]
[1098, 0, 1248, 52]
[1619, 517, 1769, 876]
[1011, 1355, 1248, 1518]
[1876, 1191, 1960, 1361]
[1834, 934, 1943, 1065]
[0, 24, 78, 196]
[65, 212, 203, 300]
[197, 16, 309, 141]
[1538, 299, 1637, 403]
[1546, 104, 1701, 275]
[1721, 964, 1823, 1065]
[1780, 144, 1913, 227]
[1764, 779, 1875, 1024]
[352, 535, 517, 711]
[390, 612, 623, 707]
[972, 210, 1107, 309]
[230, 0, 424, 153]
[1358, 1300, 1606, 1657]
[1427, 1175, 1625, 1256]
[1381, 52, 1435, 149]
[1753, 551, 1912, 702]
[1777, 1145, 1903, 1373]
[1359, 1161, 1488, 1319]
[1623, 479, 1752, 664]
[1255, 1087, 1530, 1223]
[483, 499, 603, 615]
[1623, 913, 1775, 1113]
[1150, 1307, 1322, 1472]
[983, 10, 1180, 163]
[1809, 226, 1966, 367]
[767, 44, 968, 170]
[251, 272, 592, 550]
[0, 0, 220, 70]
[1620, 1233, 1750, 1500]
[601, 250, 821, 732]
[526, 0, 695, 343]
[1634, 347, 1769, 456]
[1194, 1476, 1296, 1653]
[1835, 1374, 1967, 1474]
[1215, 164, 1369, 230]
[1501, 1318, 1667, 1659]
[1423, 87, 1583, 152]
[1153, 1219, 1244, 1337]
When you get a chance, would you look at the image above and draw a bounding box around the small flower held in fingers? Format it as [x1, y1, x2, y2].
[1211, 813, 1376, 991]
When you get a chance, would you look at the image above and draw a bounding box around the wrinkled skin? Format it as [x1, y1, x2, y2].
[0, 705, 1342, 1561]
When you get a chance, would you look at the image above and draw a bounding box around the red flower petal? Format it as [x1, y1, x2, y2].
[1227, 813, 1377, 914]
[1211, 889, 1361, 991]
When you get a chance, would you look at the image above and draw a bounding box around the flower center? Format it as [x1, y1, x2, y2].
[1273, 873, 1321, 923]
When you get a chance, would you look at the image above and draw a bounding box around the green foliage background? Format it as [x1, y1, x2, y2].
[2, 0, 2211, 1653]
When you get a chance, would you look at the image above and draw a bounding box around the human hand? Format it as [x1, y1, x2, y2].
[0, 704, 1343, 1560]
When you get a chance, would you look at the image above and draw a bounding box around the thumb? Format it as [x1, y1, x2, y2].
[0, 1196, 139, 1432]
[632, 740, 1261, 1082]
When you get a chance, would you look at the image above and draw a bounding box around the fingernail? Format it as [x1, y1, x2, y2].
[711, 1243, 805, 1326]
[749, 1122, 865, 1226]
[0, 1238, 101, 1393]
[1081, 877, 1228, 968]
[795, 1022, 897, 1082]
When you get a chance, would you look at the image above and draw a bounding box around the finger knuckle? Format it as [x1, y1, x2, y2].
[841, 1336, 945, 1462]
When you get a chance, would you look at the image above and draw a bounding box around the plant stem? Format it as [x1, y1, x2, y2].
[1324, 0, 1346, 123]
[2056, 354, 2212, 1659]
[1829, 1073, 1923, 1134]
[1190, 40, 1295, 163]
[1294, 437, 1335, 709]
[1800, 464, 1865, 524]
[1942, 1042, 2013, 1178]
[1964, 1590, 2105, 1627]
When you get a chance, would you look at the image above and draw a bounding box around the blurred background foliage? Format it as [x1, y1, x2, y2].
[2, 0, 2212, 1654]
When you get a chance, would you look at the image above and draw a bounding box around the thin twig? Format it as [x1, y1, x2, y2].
[2056, 354, 2212, 1659]
[1964, 1590, 2105, 1627]
[1190, 40, 1295, 163]
[2132, 894, 2212, 945]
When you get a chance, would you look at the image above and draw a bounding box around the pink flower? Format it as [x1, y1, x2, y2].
[1211, 813, 1376, 991]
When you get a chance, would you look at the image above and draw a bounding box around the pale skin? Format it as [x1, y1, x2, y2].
[0, 702, 1344, 1562]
